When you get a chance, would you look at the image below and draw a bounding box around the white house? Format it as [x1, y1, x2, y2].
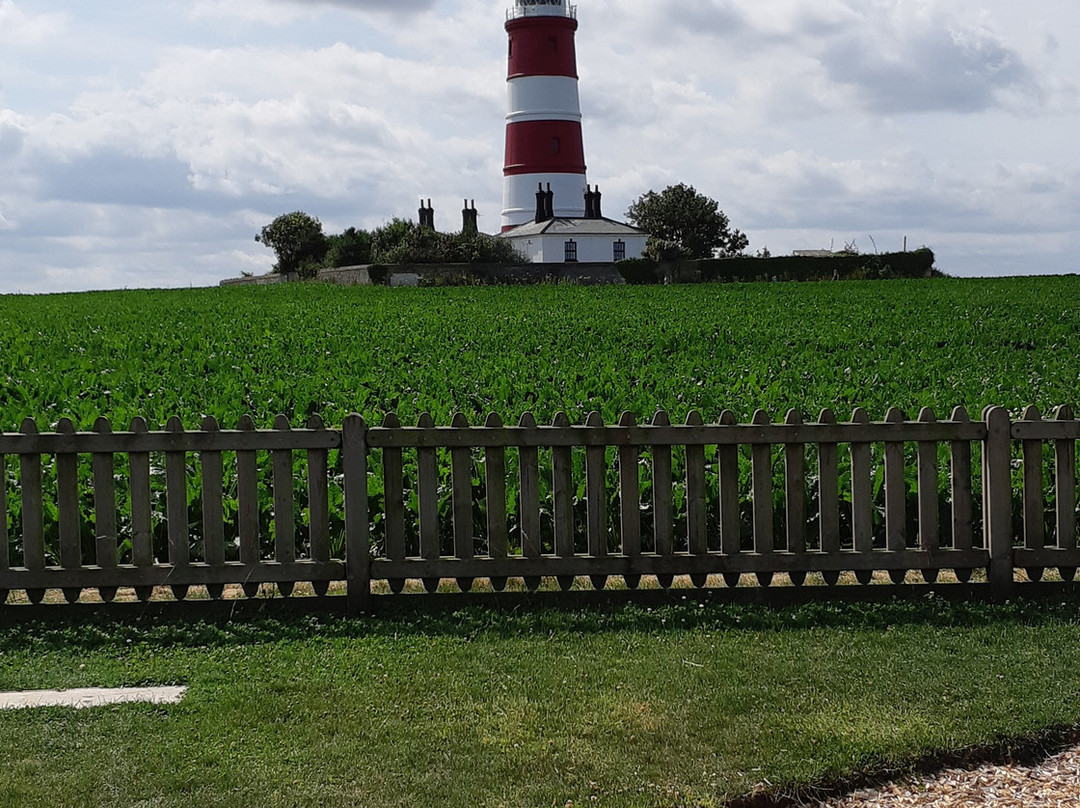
[500, 185, 648, 264]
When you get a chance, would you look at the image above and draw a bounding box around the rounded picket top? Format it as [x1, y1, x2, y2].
[451, 412, 469, 428]
[719, 409, 736, 426]
[201, 415, 219, 432]
[1056, 404, 1074, 422]
[552, 411, 570, 428]
[784, 409, 802, 426]
[166, 415, 184, 432]
[652, 409, 670, 427]
[918, 406, 937, 423]
[484, 412, 504, 428]
[237, 414, 256, 431]
[818, 408, 836, 425]
[306, 412, 324, 431]
[381, 411, 401, 429]
[518, 411, 537, 429]
[1022, 404, 1041, 421]
[618, 411, 636, 427]
[751, 409, 770, 426]
[684, 409, 703, 427]
[951, 405, 970, 423]
[585, 411, 603, 427]
[94, 416, 113, 434]
[20, 416, 38, 435]
[57, 417, 75, 434]
[273, 413, 291, 431]
[130, 416, 149, 434]
[884, 407, 905, 424]
[851, 407, 870, 424]
[416, 412, 435, 429]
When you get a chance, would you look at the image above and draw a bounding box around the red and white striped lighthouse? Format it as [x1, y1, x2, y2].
[501, 0, 587, 231]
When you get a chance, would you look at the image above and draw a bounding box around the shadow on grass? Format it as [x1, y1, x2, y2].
[3, 589, 1080, 654]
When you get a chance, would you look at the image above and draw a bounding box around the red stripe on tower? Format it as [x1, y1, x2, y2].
[501, 0, 588, 231]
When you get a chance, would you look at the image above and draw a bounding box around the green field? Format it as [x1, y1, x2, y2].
[4, 278, 1080, 807]
[3, 276, 1079, 433]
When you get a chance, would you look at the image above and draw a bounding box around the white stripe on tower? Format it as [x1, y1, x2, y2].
[501, 0, 588, 230]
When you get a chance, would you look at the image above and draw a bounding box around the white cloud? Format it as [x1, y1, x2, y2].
[0, 0, 67, 46]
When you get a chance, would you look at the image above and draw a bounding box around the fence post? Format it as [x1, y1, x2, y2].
[344, 414, 370, 615]
[983, 406, 1013, 598]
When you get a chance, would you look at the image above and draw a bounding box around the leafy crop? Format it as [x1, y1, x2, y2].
[2, 277, 1079, 569]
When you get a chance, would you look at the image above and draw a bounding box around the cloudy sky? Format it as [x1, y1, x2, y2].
[1, 0, 1077, 293]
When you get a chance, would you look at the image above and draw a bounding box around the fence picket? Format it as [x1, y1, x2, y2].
[550, 412, 574, 590]
[1021, 405, 1045, 582]
[451, 413, 474, 592]
[129, 417, 153, 601]
[91, 418, 117, 600]
[917, 407, 940, 583]
[485, 413, 508, 591]
[685, 411, 707, 578]
[272, 415, 295, 596]
[784, 409, 806, 586]
[165, 416, 190, 599]
[417, 412, 439, 592]
[307, 414, 330, 596]
[343, 414, 369, 613]
[0, 442, 7, 601]
[718, 409, 740, 587]
[751, 410, 774, 586]
[56, 418, 82, 603]
[236, 415, 260, 598]
[949, 407, 974, 581]
[850, 408, 873, 584]
[584, 411, 607, 591]
[1054, 405, 1076, 582]
[20, 418, 44, 604]
[381, 413, 405, 592]
[618, 412, 640, 589]
[200, 416, 225, 599]
[518, 412, 541, 590]
[818, 409, 840, 585]
[884, 407, 907, 583]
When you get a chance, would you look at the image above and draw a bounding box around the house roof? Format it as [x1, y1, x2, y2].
[500, 217, 647, 239]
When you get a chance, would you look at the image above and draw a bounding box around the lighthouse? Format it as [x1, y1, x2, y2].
[501, 0, 587, 230]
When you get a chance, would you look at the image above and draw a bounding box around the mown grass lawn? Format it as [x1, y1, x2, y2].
[2, 597, 1080, 807]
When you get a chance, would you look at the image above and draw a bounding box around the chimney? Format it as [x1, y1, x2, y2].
[462, 199, 478, 234]
[584, 185, 594, 218]
[593, 185, 602, 219]
[535, 182, 547, 224]
[418, 199, 435, 229]
[544, 183, 554, 220]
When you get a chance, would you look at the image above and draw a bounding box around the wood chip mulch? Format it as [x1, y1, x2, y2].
[811, 742, 1080, 807]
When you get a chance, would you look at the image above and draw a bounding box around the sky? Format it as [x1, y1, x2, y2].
[1, 0, 1077, 294]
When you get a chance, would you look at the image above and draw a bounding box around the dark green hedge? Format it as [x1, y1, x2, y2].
[617, 248, 937, 284]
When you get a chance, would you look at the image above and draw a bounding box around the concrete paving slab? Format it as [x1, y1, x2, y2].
[0, 686, 187, 710]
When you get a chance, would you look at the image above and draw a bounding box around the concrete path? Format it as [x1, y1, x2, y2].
[0, 686, 187, 710]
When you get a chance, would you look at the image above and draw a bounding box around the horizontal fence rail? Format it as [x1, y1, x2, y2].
[1, 405, 1078, 608]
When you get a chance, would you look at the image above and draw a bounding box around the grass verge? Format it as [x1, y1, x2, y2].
[2, 596, 1080, 807]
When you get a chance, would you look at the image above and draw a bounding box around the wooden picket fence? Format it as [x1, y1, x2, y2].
[1, 404, 1077, 609]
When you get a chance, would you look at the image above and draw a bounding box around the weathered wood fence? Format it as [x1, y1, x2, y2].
[1, 405, 1077, 609]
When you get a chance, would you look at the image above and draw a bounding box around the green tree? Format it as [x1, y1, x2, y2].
[256, 211, 328, 277]
[626, 183, 748, 260]
[325, 227, 373, 268]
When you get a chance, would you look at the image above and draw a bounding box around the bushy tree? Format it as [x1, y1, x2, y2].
[256, 211, 328, 277]
[371, 218, 528, 265]
[626, 183, 748, 260]
[325, 227, 373, 268]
